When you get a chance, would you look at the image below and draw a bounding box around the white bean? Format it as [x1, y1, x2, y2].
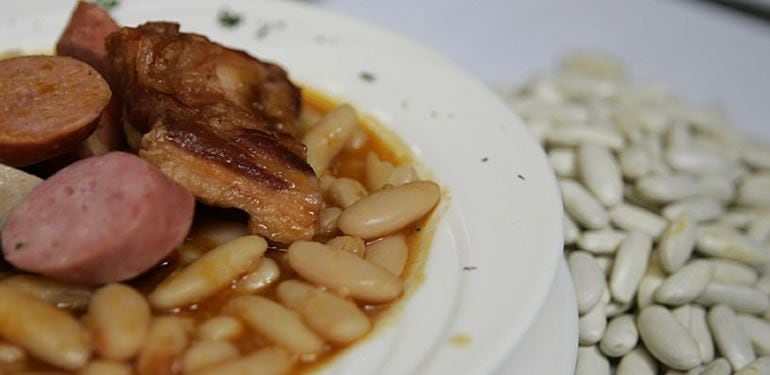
[620, 144, 651, 180]
[666, 148, 736, 176]
[365, 234, 409, 276]
[545, 124, 625, 150]
[696, 282, 770, 314]
[599, 314, 637, 357]
[197, 316, 244, 342]
[672, 304, 693, 327]
[196, 347, 292, 375]
[386, 164, 419, 187]
[564, 213, 580, 245]
[708, 304, 756, 371]
[560, 179, 610, 229]
[79, 360, 132, 375]
[577, 229, 626, 254]
[658, 213, 698, 273]
[149, 235, 267, 309]
[181, 340, 239, 373]
[741, 142, 770, 169]
[748, 214, 770, 244]
[0, 341, 25, 367]
[337, 181, 440, 239]
[736, 314, 770, 356]
[701, 358, 732, 375]
[663, 198, 724, 223]
[637, 174, 698, 203]
[548, 147, 577, 178]
[610, 232, 652, 304]
[303, 104, 358, 174]
[708, 259, 759, 286]
[569, 251, 607, 314]
[609, 203, 667, 238]
[329, 177, 369, 208]
[617, 346, 658, 375]
[365, 152, 395, 191]
[596, 256, 614, 276]
[319, 206, 342, 234]
[194, 218, 249, 247]
[224, 295, 324, 356]
[697, 174, 736, 203]
[637, 305, 702, 370]
[758, 274, 770, 295]
[88, 284, 150, 361]
[579, 300, 607, 345]
[288, 241, 403, 303]
[326, 235, 366, 257]
[137, 316, 191, 375]
[575, 345, 610, 375]
[655, 260, 714, 305]
[0, 274, 93, 311]
[236, 258, 281, 292]
[0, 286, 90, 370]
[735, 357, 770, 375]
[690, 305, 716, 363]
[578, 143, 623, 206]
[737, 174, 770, 207]
[696, 225, 768, 267]
[277, 280, 371, 345]
[637, 252, 665, 309]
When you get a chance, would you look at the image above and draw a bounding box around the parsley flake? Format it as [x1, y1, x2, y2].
[14, 242, 24, 251]
[359, 71, 376, 82]
[462, 266, 478, 271]
[93, 0, 119, 11]
[481, 157, 489, 162]
[218, 9, 243, 29]
[517, 174, 526, 180]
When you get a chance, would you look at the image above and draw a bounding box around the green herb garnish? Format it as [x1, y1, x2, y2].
[218, 9, 243, 28]
[359, 71, 376, 82]
[94, 0, 120, 11]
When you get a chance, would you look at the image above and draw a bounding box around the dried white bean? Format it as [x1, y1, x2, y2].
[196, 347, 292, 375]
[658, 213, 698, 273]
[277, 280, 371, 345]
[577, 229, 626, 254]
[578, 143, 623, 206]
[88, 284, 150, 361]
[545, 124, 625, 150]
[637, 251, 665, 309]
[329, 177, 368, 208]
[569, 251, 607, 314]
[606, 300, 632, 318]
[690, 305, 716, 363]
[0, 164, 42, 228]
[637, 305, 702, 370]
[194, 218, 249, 247]
[758, 274, 770, 295]
[717, 208, 762, 229]
[0, 286, 89, 370]
[737, 174, 770, 207]
[736, 314, 770, 356]
[609, 203, 666, 238]
[735, 357, 770, 375]
[637, 174, 698, 203]
[663, 198, 724, 223]
[319, 206, 342, 234]
[224, 295, 324, 356]
[365, 234, 409, 276]
[741, 142, 770, 169]
[696, 225, 768, 267]
[236, 258, 281, 292]
[303, 104, 358, 174]
[197, 316, 244, 342]
[655, 260, 714, 305]
[575, 345, 610, 375]
[620, 144, 652, 180]
[708, 304, 756, 371]
[748, 214, 770, 244]
[599, 314, 637, 357]
[561, 179, 610, 229]
[617, 346, 658, 375]
[579, 300, 607, 345]
[548, 147, 577, 178]
[338, 181, 440, 239]
[564, 214, 580, 245]
[696, 282, 770, 314]
[708, 259, 759, 285]
[697, 174, 736, 203]
[596, 256, 614, 276]
[672, 304, 693, 327]
[610, 232, 652, 304]
[182, 340, 239, 373]
[701, 358, 732, 375]
[666, 148, 736, 176]
[150, 236, 267, 309]
[288, 241, 402, 303]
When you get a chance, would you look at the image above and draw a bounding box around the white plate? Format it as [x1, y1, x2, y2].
[0, 1, 565, 374]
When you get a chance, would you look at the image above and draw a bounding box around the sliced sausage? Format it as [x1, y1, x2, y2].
[0, 56, 111, 167]
[1, 152, 195, 284]
[56, 1, 119, 82]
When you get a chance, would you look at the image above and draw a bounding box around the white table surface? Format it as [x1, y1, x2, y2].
[309, 0, 770, 142]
